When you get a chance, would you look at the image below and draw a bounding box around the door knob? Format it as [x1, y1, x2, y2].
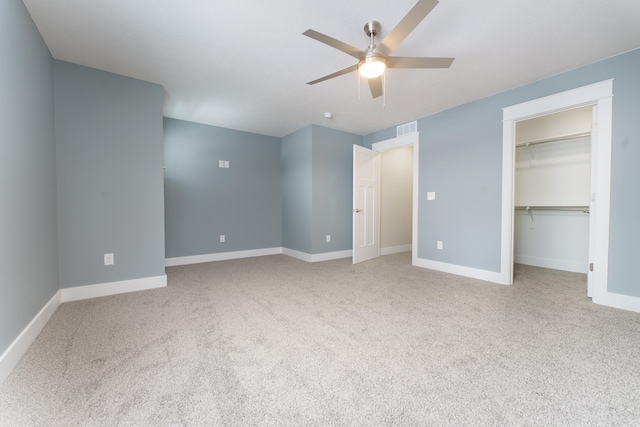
[353, 209, 362, 213]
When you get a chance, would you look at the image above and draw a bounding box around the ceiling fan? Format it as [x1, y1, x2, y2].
[303, 0, 454, 99]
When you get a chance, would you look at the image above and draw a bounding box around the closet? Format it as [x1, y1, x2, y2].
[514, 106, 592, 274]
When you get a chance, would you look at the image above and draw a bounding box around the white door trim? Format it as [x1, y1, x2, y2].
[587, 105, 598, 297]
[372, 132, 419, 265]
[501, 80, 622, 309]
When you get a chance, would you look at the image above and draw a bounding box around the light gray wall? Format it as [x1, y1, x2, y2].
[164, 118, 282, 257]
[603, 50, 640, 297]
[282, 125, 362, 254]
[311, 125, 362, 254]
[417, 102, 503, 270]
[365, 48, 640, 298]
[363, 127, 396, 147]
[54, 61, 165, 287]
[0, 0, 58, 355]
[282, 126, 313, 253]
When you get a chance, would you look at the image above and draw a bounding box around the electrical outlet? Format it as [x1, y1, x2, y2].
[104, 253, 114, 266]
[427, 192, 436, 200]
[219, 160, 225, 168]
[326, 235, 331, 243]
[224, 161, 229, 168]
[220, 235, 225, 243]
[437, 241, 443, 250]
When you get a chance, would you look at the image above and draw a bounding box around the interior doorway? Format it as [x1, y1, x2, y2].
[379, 146, 414, 256]
[372, 132, 419, 265]
[352, 141, 415, 265]
[501, 79, 613, 307]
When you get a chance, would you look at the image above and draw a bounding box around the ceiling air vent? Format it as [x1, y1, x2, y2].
[397, 121, 417, 137]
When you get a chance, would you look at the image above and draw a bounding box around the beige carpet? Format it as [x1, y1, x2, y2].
[1, 253, 639, 426]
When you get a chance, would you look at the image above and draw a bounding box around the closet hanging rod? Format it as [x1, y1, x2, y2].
[515, 206, 589, 213]
[515, 131, 591, 148]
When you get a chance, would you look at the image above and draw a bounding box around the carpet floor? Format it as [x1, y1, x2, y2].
[1, 253, 639, 426]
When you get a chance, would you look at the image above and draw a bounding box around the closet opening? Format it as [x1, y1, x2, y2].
[513, 106, 593, 295]
[502, 80, 615, 309]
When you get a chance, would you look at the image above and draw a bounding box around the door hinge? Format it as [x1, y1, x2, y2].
[589, 263, 594, 272]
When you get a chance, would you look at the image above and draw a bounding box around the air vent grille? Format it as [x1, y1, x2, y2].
[397, 121, 417, 137]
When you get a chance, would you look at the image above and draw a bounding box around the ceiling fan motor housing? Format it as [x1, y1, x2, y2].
[364, 20, 381, 38]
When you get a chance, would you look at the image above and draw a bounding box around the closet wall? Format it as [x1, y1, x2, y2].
[514, 107, 592, 273]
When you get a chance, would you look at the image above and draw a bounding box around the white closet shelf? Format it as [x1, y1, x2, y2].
[515, 205, 589, 213]
[515, 131, 591, 148]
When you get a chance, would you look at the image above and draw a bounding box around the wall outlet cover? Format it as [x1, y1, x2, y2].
[104, 253, 114, 266]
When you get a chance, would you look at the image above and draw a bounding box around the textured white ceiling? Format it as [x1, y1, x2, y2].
[22, 0, 640, 137]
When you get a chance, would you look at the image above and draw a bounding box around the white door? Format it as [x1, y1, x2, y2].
[353, 145, 380, 264]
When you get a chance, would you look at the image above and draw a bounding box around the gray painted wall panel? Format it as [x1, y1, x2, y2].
[417, 101, 503, 271]
[601, 51, 640, 296]
[54, 61, 165, 287]
[311, 126, 361, 254]
[0, 0, 58, 354]
[365, 48, 640, 297]
[282, 126, 313, 253]
[363, 127, 397, 148]
[164, 118, 282, 257]
[282, 125, 362, 255]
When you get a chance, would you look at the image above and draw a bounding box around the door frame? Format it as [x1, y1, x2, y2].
[372, 132, 419, 266]
[501, 79, 615, 305]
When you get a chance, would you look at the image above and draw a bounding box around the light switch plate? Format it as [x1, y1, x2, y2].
[104, 253, 114, 266]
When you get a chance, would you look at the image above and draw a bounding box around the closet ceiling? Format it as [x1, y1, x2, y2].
[22, 0, 640, 138]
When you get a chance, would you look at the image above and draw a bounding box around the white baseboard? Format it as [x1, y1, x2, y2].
[1, 274, 168, 386]
[415, 257, 640, 312]
[165, 247, 283, 267]
[166, 247, 352, 266]
[413, 257, 506, 284]
[381, 245, 412, 256]
[283, 248, 352, 263]
[0, 290, 62, 386]
[594, 289, 640, 313]
[514, 255, 587, 274]
[61, 275, 167, 302]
